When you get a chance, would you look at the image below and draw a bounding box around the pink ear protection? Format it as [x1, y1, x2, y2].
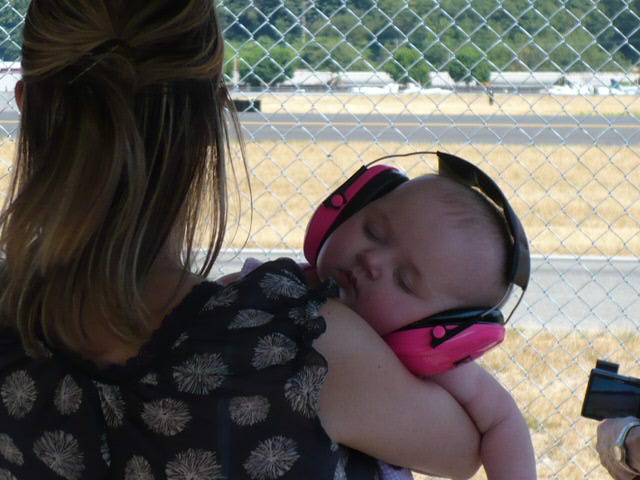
[303, 164, 409, 266]
[303, 151, 530, 376]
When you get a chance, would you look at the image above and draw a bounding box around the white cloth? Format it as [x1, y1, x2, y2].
[378, 461, 414, 480]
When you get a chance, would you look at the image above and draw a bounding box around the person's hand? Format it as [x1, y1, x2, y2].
[597, 416, 640, 480]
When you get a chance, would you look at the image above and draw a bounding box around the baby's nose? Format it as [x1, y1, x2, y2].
[357, 249, 387, 280]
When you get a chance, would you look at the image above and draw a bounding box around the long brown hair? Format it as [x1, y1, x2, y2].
[0, 0, 245, 356]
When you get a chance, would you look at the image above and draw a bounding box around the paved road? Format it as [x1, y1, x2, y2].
[213, 250, 640, 332]
[2, 108, 640, 145]
[0, 110, 18, 137]
[238, 112, 640, 145]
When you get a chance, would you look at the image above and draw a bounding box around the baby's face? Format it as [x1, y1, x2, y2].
[316, 176, 504, 336]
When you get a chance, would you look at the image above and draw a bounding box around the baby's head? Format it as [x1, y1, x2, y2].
[315, 173, 511, 336]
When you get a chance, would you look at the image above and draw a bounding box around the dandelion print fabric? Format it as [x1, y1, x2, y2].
[0, 258, 378, 479]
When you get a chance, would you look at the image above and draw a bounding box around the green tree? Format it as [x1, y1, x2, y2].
[237, 40, 297, 86]
[423, 44, 450, 71]
[488, 44, 518, 71]
[330, 42, 371, 71]
[301, 36, 371, 72]
[299, 40, 330, 70]
[219, 0, 631, 75]
[224, 42, 244, 84]
[448, 46, 491, 84]
[0, 0, 28, 60]
[596, 0, 640, 64]
[383, 46, 431, 86]
[219, 0, 301, 42]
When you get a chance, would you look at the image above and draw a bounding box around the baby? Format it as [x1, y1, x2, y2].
[307, 170, 536, 479]
[221, 157, 536, 479]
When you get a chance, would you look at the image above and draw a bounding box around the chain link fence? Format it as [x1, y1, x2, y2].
[1, 1, 640, 478]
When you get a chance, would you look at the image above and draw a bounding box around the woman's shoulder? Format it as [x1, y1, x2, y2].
[209, 257, 336, 318]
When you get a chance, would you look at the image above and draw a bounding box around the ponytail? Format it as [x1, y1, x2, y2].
[0, 0, 239, 356]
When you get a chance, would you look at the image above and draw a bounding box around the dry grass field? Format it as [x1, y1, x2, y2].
[3, 137, 639, 258]
[226, 140, 640, 258]
[256, 91, 640, 117]
[1, 92, 638, 478]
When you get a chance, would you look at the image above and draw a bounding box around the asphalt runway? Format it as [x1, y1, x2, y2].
[2, 109, 640, 145]
[213, 250, 640, 332]
[0, 110, 18, 137]
[238, 112, 640, 145]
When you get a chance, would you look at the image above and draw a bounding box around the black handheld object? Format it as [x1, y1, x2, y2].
[581, 359, 640, 420]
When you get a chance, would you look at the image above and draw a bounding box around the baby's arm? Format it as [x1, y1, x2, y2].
[431, 362, 536, 480]
[316, 300, 482, 479]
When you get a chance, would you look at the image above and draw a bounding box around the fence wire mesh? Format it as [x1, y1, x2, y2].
[1, 1, 640, 479]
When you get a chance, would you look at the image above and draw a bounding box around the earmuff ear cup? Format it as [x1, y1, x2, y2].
[383, 308, 506, 376]
[383, 323, 505, 376]
[303, 165, 408, 266]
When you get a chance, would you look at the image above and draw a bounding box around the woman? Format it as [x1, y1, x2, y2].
[597, 417, 640, 479]
[0, 1, 481, 478]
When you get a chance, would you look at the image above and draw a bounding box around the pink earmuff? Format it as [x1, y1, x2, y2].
[303, 164, 406, 266]
[383, 322, 505, 376]
[303, 158, 519, 377]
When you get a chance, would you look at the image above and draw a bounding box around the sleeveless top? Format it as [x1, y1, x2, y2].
[0, 258, 378, 479]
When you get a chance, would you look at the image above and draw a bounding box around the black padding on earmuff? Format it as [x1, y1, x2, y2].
[397, 308, 504, 331]
[437, 151, 530, 292]
[319, 168, 408, 255]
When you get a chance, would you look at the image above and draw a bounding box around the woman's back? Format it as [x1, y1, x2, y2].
[0, 259, 377, 479]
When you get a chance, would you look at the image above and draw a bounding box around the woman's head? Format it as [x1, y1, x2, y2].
[1, 0, 243, 355]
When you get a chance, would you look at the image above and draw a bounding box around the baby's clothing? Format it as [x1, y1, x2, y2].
[377, 462, 414, 480]
[0, 258, 378, 479]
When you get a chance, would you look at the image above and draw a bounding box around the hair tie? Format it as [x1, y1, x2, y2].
[67, 38, 134, 85]
[90, 38, 133, 57]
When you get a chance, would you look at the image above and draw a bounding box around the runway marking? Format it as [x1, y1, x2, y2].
[241, 120, 639, 129]
[3, 118, 636, 129]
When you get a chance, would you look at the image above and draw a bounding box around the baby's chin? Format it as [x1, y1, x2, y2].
[337, 286, 349, 304]
[337, 287, 357, 311]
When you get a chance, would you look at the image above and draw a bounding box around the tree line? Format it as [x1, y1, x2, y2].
[1, 0, 638, 87]
[220, 0, 639, 86]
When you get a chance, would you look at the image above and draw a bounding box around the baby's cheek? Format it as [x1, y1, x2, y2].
[355, 305, 391, 335]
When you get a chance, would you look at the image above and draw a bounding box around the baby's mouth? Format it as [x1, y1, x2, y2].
[337, 269, 357, 297]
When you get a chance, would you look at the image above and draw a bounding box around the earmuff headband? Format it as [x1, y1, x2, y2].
[303, 164, 408, 265]
[365, 150, 531, 324]
[368, 151, 530, 291]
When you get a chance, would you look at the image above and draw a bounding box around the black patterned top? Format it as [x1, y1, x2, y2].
[0, 258, 378, 479]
